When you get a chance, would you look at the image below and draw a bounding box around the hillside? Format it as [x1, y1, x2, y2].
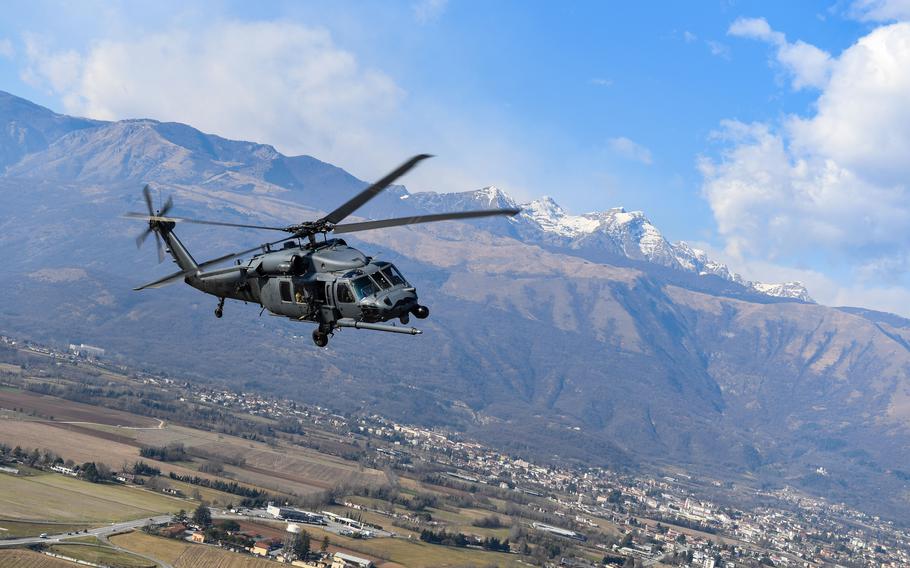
[1, 90, 909, 521]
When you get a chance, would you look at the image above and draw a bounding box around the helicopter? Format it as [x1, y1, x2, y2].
[127, 154, 519, 346]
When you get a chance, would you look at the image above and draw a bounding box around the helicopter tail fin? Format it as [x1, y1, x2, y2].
[157, 225, 199, 273]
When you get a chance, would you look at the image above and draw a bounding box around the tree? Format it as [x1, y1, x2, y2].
[320, 535, 329, 552]
[192, 503, 212, 527]
[293, 530, 311, 560]
[218, 519, 240, 532]
[81, 462, 101, 483]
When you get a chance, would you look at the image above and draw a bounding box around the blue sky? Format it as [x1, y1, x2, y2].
[3, 1, 910, 314]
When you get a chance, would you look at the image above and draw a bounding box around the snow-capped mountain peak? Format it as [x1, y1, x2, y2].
[406, 186, 814, 302]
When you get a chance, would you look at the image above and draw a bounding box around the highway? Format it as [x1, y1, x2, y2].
[0, 514, 173, 548]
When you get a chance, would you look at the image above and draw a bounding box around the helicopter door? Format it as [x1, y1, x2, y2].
[334, 281, 358, 318]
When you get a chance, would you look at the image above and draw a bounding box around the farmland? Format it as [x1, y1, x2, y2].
[0, 549, 83, 567]
[47, 542, 156, 568]
[0, 346, 617, 567]
[0, 389, 158, 427]
[0, 470, 184, 522]
[0, 387, 384, 498]
[111, 531, 278, 568]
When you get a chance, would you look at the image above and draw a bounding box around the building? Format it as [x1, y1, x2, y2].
[251, 539, 281, 556]
[531, 522, 587, 542]
[190, 532, 205, 543]
[267, 503, 326, 525]
[68, 343, 105, 359]
[331, 552, 374, 568]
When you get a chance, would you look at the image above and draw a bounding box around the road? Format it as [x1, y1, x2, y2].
[36, 418, 167, 430]
[0, 514, 173, 548]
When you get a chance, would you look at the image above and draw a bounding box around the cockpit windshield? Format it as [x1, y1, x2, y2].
[383, 265, 408, 286]
[351, 276, 378, 299]
[372, 270, 392, 290]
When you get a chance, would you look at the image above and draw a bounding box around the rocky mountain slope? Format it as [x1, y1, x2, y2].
[405, 187, 813, 302]
[1, 90, 908, 521]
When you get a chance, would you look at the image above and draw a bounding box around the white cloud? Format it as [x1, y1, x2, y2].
[849, 0, 910, 22]
[0, 38, 13, 59]
[607, 137, 653, 165]
[683, 30, 698, 43]
[692, 242, 910, 316]
[413, 0, 448, 24]
[590, 77, 613, 86]
[702, 22, 910, 300]
[21, 21, 405, 173]
[729, 17, 832, 90]
[706, 40, 731, 60]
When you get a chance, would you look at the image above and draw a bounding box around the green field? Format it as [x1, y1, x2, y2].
[0, 472, 186, 522]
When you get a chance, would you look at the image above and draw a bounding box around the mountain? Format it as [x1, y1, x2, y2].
[405, 187, 814, 302]
[1, 90, 909, 521]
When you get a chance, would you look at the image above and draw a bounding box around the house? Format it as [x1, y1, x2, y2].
[190, 532, 205, 543]
[162, 523, 188, 538]
[251, 539, 281, 556]
[332, 552, 374, 568]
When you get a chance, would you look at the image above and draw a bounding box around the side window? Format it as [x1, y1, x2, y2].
[337, 284, 355, 303]
[279, 280, 292, 302]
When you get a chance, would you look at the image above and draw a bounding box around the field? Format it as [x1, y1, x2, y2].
[0, 388, 384, 499]
[0, 549, 82, 567]
[0, 520, 96, 538]
[234, 518, 521, 568]
[111, 531, 278, 568]
[0, 377, 558, 567]
[0, 471, 185, 522]
[136, 424, 384, 493]
[47, 543, 156, 568]
[306, 524, 523, 568]
[0, 389, 158, 427]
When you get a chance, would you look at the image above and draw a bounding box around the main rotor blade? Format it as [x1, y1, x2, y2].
[134, 268, 193, 291]
[321, 154, 432, 225]
[142, 185, 154, 216]
[332, 208, 521, 234]
[123, 212, 288, 232]
[196, 236, 295, 270]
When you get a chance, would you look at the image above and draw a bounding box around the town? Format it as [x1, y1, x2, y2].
[1, 333, 909, 567]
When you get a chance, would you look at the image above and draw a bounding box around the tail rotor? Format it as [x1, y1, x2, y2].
[134, 185, 173, 263]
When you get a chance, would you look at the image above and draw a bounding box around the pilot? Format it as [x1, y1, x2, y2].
[294, 289, 304, 303]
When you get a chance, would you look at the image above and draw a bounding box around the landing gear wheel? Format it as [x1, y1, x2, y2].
[214, 298, 225, 319]
[312, 330, 329, 347]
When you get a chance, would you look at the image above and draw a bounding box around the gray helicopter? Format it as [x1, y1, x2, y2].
[127, 155, 519, 346]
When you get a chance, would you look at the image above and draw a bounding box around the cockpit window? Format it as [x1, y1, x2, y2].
[351, 276, 378, 299]
[337, 283, 355, 303]
[383, 265, 407, 286]
[372, 270, 392, 290]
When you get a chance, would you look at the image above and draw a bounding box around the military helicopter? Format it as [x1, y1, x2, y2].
[127, 155, 519, 346]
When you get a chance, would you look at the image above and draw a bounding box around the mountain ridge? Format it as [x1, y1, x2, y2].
[1, 90, 909, 522]
[405, 185, 813, 302]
